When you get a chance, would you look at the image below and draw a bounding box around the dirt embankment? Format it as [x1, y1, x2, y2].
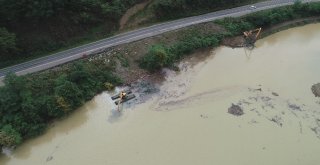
[85, 22, 225, 84]
[80, 18, 320, 86]
[222, 17, 320, 48]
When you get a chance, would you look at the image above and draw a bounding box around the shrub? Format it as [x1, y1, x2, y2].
[0, 125, 22, 147]
[140, 44, 172, 72]
[140, 33, 223, 72]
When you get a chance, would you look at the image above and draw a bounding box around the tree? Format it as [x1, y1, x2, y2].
[0, 27, 17, 57]
[0, 125, 22, 147]
[140, 45, 171, 72]
[54, 75, 84, 111]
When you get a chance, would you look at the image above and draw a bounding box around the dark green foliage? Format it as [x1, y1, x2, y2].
[0, 125, 22, 147]
[0, 62, 121, 147]
[308, 2, 320, 14]
[152, 0, 255, 20]
[0, 0, 144, 24]
[140, 45, 172, 72]
[0, 27, 18, 58]
[216, 2, 320, 35]
[54, 76, 84, 111]
[140, 32, 223, 72]
[141, 1, 320, 72]
[169, 33, 221, 59]
[0, 0, 143, 68]
[215, 18, 254, 35]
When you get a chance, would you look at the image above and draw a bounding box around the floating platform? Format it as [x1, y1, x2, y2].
[114, 94, 135, 105]
[111, 89, 132, 100]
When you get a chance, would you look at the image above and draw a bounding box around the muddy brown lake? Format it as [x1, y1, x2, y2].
[1, 23, 320, 165]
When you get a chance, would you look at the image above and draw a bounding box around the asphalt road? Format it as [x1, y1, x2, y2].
[0, 0, 318, 79]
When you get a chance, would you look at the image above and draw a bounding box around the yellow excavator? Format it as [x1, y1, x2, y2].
[243, 27, 262, 47]
[111, 89, 135, 111]
[242, 28, 262, 58]
[243, 28, 262, 40]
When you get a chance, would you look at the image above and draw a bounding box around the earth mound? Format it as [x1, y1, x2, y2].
[228, 104, 244, 116]
[311, 83, 320, 97]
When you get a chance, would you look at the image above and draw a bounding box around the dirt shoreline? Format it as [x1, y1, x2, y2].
[30, 17, 320, 95]
[87, 17, 320, 86]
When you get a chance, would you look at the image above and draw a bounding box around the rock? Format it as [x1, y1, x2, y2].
[272, 92, 279, 96]
[311, 83, 320, 97]
[228, 104, 244, 116]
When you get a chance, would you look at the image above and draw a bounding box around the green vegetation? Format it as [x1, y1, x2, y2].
[152, 0, 259, 20]
[140, 32, 224, 72]
[140, 1, 320, 72]
[0, 0, 262, 69]
[0, 0, 144, 68]
[0, 27, 18, 58]
[116, 53, 130, 67]
[215, 1, 320, 35]
[0, 61, 121, 147]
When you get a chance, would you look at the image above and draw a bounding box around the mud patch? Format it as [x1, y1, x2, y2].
[311, 83, 320, 97]
[222, 36, 245, 48]
[269, 115, 283, 127]
[228, 104, 244, 116]
[287, 101, 302, 111]
[234, 86, 320, 138]
[272, 92, 279, 96]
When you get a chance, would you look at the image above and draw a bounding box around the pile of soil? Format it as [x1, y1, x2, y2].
[311, 83, 320, 97]
[222, 36, 245, 48]
[228, 104, 244, 116]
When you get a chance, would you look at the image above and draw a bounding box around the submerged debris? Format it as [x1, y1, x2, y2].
[228, 104, 244, 116]
[200, 114, 208, 119]
[272, 92, 279, 96]
[288, 102, 302, 111]
[248, 87, 262, 92]
[270, 115, 283, 127]
[46, 156, 53, 162]
[311, 83, 320, 97]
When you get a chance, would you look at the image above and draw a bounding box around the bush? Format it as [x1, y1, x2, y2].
[140, 44, 172, 72]
[0, 125, 22, 147]
[0, 0, 144, 67]
[140, 32, 223, 72]
[0, 27, 18, 58]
